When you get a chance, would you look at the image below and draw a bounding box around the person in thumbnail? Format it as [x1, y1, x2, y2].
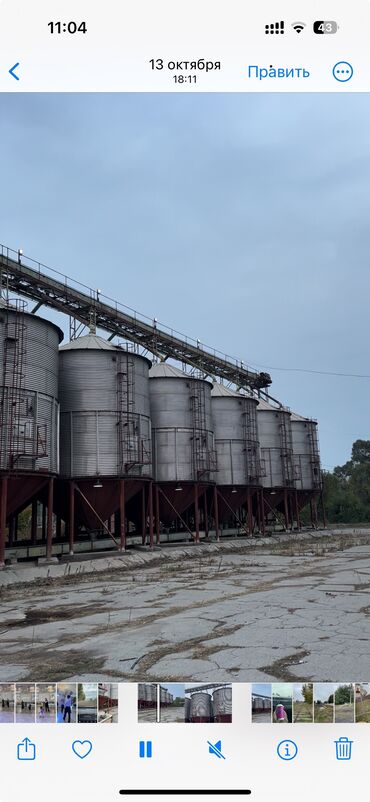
[39, 704, 45, 720]
[273, 703, 289, 723]
[63, 694, 73, 723]
[44, 698, 50, 713]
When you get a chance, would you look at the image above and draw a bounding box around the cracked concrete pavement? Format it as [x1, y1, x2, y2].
[0, 529, 370, 682]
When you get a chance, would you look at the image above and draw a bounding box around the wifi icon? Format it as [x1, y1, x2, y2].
[292, 22, 306, 33]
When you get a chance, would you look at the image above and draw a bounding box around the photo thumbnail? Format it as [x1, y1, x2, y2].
[138, 682, 232, 722]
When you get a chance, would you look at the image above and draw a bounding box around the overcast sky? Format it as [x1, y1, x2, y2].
[0, 93, 369, 470]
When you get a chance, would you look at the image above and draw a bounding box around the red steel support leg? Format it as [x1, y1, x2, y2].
[46, 477, 54, 560]
[295, 490, 301, 531]
[214, 486, 220, 541]
[261, 489, 266, 535]
[31, 499, 38, 546]
[247, 488, 253, 535]
[204, 492, 209, 538]
[149, 482, 154, 549]
[141, 487, 146, 546]
[119, 479, 125, 551]
[0, 476, 8, 566]
[155, 485, 160, 545]
[312, 497, 319, 529]
[256, 489, 261, 532]
[283, 489, 289, 531]
[42, 503, 47, 542]
[69, 482, 75, 554]
[194, 483, 200, 544]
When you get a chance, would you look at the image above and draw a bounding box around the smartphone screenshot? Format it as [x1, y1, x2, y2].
[0, 2, 369, 800]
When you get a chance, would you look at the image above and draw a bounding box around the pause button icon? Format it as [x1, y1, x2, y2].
[139, 741, 153, 758]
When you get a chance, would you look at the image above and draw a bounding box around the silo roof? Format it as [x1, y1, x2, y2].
[291, 411, 317, 424]
[0, 302, 64, 343]
[257, 398, 290, 413]
[149, 362, 212, 386]
[60, 333, 117, 351]
[257, 398, 277, 411]
[149, 362, 186, 379]
[211, 383, 241, 398]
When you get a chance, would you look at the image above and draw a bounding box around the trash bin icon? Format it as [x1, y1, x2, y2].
[335, 737, 353, 761]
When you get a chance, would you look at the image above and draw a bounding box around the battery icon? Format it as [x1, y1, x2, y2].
[314, 21, 338, 34]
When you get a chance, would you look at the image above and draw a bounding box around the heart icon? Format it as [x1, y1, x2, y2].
[72, 740, 93, 759]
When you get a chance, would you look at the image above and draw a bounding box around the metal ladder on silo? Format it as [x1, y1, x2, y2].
[117, 351, 136, 473]
[243, 399, 260, 483]
[307, 420, 321, 489]
[0, 300, 28, 469]
[279, 411, 294, 486]
[190, 380, 209, 478]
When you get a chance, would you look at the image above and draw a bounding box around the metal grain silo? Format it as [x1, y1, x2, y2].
[138, 684, 146, 709]
[212, 686, 232, 723]
[0, 300, 63, 565]
[189, 692, 212, 723]
[143, 684, 152, 707]
[257, 399, 295, 530]
[58, 334, 153, 552]
[211, 383, 262, 535]
[149, 684, 157, 708]
[291, 411, 321, 527]
[149, 363, 216, 542]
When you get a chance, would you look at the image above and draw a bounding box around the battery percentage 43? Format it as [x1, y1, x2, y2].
[313, 21, 338, 34]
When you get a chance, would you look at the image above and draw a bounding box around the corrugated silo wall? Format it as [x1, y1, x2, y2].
[0, 309, 60, 474]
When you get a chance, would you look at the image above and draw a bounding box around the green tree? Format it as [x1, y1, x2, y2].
[301, 683, 313, 705]
[335, 685, 353, 705]
[323, 441, 370, 524]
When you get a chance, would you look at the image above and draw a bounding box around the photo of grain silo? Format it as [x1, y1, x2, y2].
[293, 683, 313, 723]
[159, 684, 185, 722]
[355, 684, 370, 722]
[334, 684, 355, 723]
[272, 684, 292, 723]
[98, 683, 118, 723]
[0, 684, 15, 723]
[313, 684, 335, 723]
[251, 684, 272, 723]
[138, 683, 158, 722]
[185, 683, 232, 723]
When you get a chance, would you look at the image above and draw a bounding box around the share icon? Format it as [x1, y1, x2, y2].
[207, 740, 226, 759]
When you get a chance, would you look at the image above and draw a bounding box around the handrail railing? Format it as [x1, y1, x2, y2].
[0, 244, 272, 391]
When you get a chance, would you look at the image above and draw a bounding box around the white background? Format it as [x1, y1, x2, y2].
[0, 0, 369, 91]
[0, 684, 369, 800]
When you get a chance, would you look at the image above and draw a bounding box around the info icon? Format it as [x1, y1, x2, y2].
[277, 740, 298, 761]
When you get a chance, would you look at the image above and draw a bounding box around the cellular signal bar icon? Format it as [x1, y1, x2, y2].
[265, 21, 285, 34]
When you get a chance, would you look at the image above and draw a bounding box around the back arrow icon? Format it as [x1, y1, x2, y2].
[9, 62, 20, 80]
